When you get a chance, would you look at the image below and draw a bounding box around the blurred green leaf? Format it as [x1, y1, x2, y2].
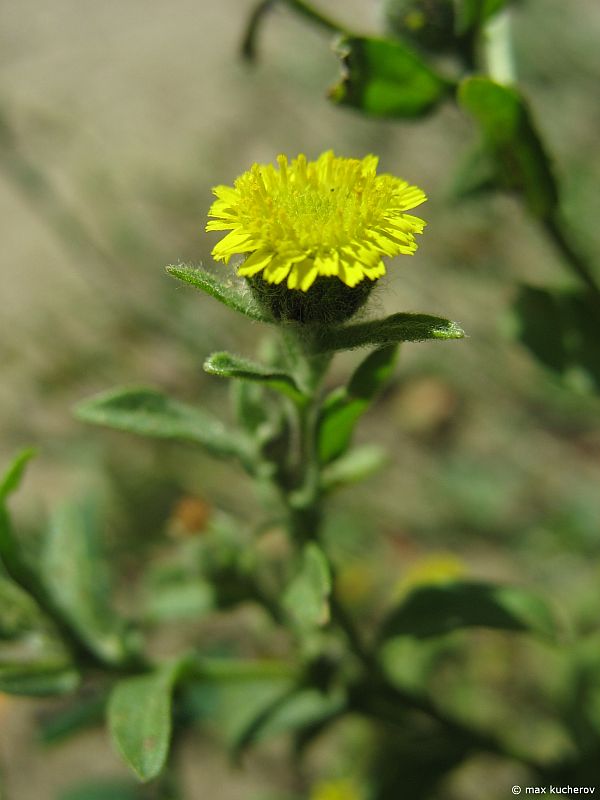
[75, 387, 252, 461]
[144, 580, 214, 623]
[0, 661, 79, 697]
[454, 0, 509, 35]
[40, 691, 107, 744]
[318, 345, 398, 463]
[0, 448, 36, 503]
[233, 686, 345, 760]
[204, 352, 305, 403]
[232, 380, 270, 432]
[0, 576, 45, 639]
[108, 660, 187, 782]
[513, 285, 600, 392]
[450, 144, 498, 201]
[312, 313, 465, 353]
[283, 543, 331, 629]
[42, 499, 127, 665]
[458, 76, 558, 218]
[166, 264, 272, 322]
[378, 581, 557, 641]
[330, 35, 453, 117]
[58, 780, 141, 800]
[321, 445, 387, 491]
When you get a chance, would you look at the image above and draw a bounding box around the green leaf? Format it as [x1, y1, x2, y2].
[378, 581, 557, 642]
[283, 543, 332, 629]
[0, 661, 79, 696]
[42, 499, 127, 665]
[108, 660, 187, 782]
[512, 285, 600, 392]
[330, 35, 453, 117]
[458, 76, 558, 218]
[0, 576, 45, 639]
[318, 345, 398, 463]
[58, 780, 141, 800]
[166, 264, 272, 323]
[204, 352, 305, 403]
[233, 686, 345, 760]
[321, 445, 387, 491]
[454, 0, 509, 35]
[75, 387, 252, 461]
[40, 691, 107, 744]
[312, 313, 465, 353]
[0, 448, 36, 503]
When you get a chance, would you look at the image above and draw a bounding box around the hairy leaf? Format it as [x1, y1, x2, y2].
[330, 36, 453, 117]
[166, 264, 272, 322]
[75, 387, 252, 461]
[204, 351, 305, 403]
[312, 313, 465, 353]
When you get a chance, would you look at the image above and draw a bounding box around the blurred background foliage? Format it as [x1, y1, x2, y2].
[1, 0, 600, 798]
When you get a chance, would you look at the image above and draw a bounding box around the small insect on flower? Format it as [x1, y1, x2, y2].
[207, 151, 427, 292]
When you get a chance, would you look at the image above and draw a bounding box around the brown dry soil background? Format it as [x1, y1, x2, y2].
[2, 1, 600, 798]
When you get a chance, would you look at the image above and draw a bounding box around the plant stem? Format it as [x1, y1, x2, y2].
[279, 0, 349, 35]
[482, 8, 516, 85]
[544, 213, 600, 300]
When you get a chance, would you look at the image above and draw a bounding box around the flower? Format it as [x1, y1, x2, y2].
[207, 151, 426, 292]
[310, 778, 363, 800]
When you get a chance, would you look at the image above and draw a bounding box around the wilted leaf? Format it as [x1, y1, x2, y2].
[330, 36, 453, 117]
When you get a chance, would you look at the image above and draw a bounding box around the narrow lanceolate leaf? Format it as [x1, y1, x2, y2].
[458, 77, 559, 218]
[75, 387, 252, 461]
[0, 448, 36, 503]
[330, 36, 453, 118]
[108, 660, 187, 782]
[283, 543, 332, 630]
[318, 345, 398, 463]
[321, 445, 387, 491]
[42, 500, 127, 665]
[0, 661, 79, 697]
[204, 352, 305, 403]
[378, 581, 557, 643]
[513, 285, 600, 392]
[312, 313, 465, 353]
[166, 265, 272, 323]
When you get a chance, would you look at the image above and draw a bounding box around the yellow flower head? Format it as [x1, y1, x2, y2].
[207, 151, 427, 292]
[310, 778, 363, 800]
